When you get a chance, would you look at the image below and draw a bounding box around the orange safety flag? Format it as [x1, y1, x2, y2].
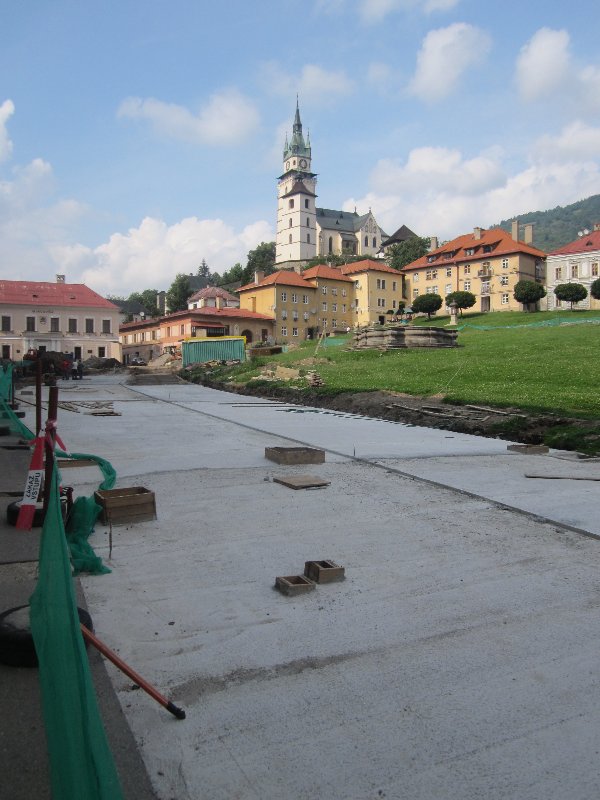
[16, 434, 45, 530]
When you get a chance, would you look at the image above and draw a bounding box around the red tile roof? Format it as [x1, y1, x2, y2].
[301, 264, 354, 282]
[119, 305, 274, 332]
[340, 259, 401, 276]
[402, 228, 546, 272]
[548, 229, 600, 256]
[0, 280, 118, 309]
[238, 270, 313, 291]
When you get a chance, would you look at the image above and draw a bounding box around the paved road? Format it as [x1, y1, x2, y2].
[16, 375, 600, 800]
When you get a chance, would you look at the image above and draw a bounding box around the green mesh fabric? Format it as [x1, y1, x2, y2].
[29, 465, 124, 800]
[66, 497, 111, 576]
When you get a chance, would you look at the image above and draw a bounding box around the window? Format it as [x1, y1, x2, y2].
[500, 275, 509, 286]
[281, 326, 287, 336]
[413, 273, 419, 282]
[304, 199, 309, 209]
[281, 310, 288, 319]
[306, 217, 310, 227]
[180, 325, 184, 335]
[332, 319, 337, 328]
[292, 327, 298, 337]
[465, 248, 475, 256]
[289, 234, 292, 244]
[392, 281, 397, 291]
[501, 293, 509, 305]
[102, 319, 111, 334]
[502, 258, 509, 269]
[328, 236, 333, 254]
[483, 245, 492, 253]
[307, 233, 310, 243]
[413, 289, 419, 298]
[426, 271, 432, 280]
[341, 289, 347, 297]
[303, 294, 309, 304]
[68, 318, 77, 333]
[50, 317, 59, 332]
[464, 280, 471, 291]
[392, 300, 396, 308]
[427, 255, 436, 263]
[322, 286, 327, 295]
[342, 304, 346, 313]
[592, 263, 599, 277]
[322, 319, 328, 328]
[332, 303, 337, 312]
[98, 346, 106, 358]
[291, 293, 298, 303]
[322, 302, 327, 311]
[1, 316, 10, 332]
[555, 267, 562, 280]
[331, 287, 337, 296]
[464, 265, 471, 275]
[481, 282, 490, 294]
[26, 316, 36, 331]
[377, 298, 385, 307]
[445, 284, 452, 295]
[365, 236, 368, 247]
[372, 237, 376, 248]
[85, 318, 94, 333]
[166, 326, 171, 336]
[288, 199, 294, 209]
[281, 291, 287, 301]
[289, 218, 292, 228]
[303, 312, 309, 321]
[571, 263, 578, 278]
[293, 311, 299, 320]
[376, 279, 386, 289]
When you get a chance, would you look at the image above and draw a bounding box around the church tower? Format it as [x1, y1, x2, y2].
[275, 101, 318, 269]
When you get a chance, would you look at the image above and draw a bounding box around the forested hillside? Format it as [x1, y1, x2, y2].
[493, 194, 600, 253]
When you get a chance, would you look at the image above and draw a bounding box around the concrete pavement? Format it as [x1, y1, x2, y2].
[7, 373, 600, 799]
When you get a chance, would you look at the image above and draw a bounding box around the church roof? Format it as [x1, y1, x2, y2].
[281, 179, 317, 198]
[381, 225, 418, 248]
[315, 208, 387, 238]
[283, 100, 311, 160]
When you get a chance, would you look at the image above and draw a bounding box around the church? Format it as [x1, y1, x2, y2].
[275, 103, 388, 270]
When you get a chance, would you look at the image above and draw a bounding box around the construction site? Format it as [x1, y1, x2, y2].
[2, 364, 600, 799]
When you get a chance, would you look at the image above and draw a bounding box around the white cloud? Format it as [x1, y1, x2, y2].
[535, 121, 600, 162]
[345, 142, 600, 242]
[409, 23, 491, 102]
[359, 0, 459, 23]
[117, 89, 260, 146]
[260, 62, 355, 105]
[515, 28, 571, 102]
[73, 216, 275, 295]
[0, 99, 14, 163]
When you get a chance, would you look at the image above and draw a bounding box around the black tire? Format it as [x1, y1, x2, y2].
[0, 605, 94, 668]
[6, 501, 46, 528]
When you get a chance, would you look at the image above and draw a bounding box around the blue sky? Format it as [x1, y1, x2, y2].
[2, 0, 600, 295]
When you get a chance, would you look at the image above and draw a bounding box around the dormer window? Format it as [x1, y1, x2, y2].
[482, 245, 492, 253]
[465, 248, 475, 256]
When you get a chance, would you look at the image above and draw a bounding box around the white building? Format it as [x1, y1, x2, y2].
[545, 223, 600, 310]
[275, 103, 387, 270]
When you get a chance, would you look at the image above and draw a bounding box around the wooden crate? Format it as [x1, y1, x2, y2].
[265, 446, 325, 465]
[94, 486, 156, 525]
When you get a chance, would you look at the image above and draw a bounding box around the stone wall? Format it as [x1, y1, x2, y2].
[353, 325, 458, 349]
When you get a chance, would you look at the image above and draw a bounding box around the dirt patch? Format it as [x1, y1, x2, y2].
[194, 378, 600, 456]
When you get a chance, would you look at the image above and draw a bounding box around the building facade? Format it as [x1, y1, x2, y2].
[275, 103, 387, 270]
[545, 224, 600, 310]
[402, 225, 546, 313]
[0, 276, 121, 361]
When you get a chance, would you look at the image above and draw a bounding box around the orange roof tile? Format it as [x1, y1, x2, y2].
[549, 229, 600, 256]
[301, 264, 354, 282]
[402, 228, 546, 272]
[238, 270, 313, 291]
[340, 259, 401, 276]
[0, 280, 118, 309]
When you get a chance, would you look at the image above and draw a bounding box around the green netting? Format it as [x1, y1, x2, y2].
[456, 317, 600, 331]
[56, 450, 117, 491]
[29, 465, 124, 800]
[66, 496, 111, 576]
[0, 395, 36, 440]
[0, 362, 13, 399]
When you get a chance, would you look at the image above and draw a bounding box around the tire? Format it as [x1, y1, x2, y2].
[0, 605, 94, 668]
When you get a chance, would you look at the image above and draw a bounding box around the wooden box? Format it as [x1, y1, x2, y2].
[94, 486, 156, 525]
[265, 446, 325, 465]
[304, 560, 345, 583]
[275, 575, 316, 596]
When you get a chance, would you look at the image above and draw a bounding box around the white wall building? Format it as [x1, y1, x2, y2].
[545, 224, 600, 310]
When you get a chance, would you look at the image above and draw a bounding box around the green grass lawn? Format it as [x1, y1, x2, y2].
[197, 311, 600, 419]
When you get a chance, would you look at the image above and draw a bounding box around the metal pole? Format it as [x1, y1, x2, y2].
[36, 359, 43, 435]
[43, 385, 58, 514]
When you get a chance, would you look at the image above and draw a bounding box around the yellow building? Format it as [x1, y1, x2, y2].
[339, 259, 407, 326]
[238, 270, 319, 342]
[402, 225, 546, 313]
[301, 265, 355, 332]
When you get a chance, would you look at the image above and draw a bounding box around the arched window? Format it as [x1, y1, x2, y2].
[328, 236, 333, 254]
[373, 237, 376, 248]
[307, 233, 311, 243]
[306, 217, 310, 226]
[364, 235, 368, 247]
[289, 219, 292, 227]
[289, 234, 292, 244]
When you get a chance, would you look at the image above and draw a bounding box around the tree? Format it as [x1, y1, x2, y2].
[412, 293, 443, 318]
[197, 259, 210, 277]
[128, 289, 160, 317]
[219, 263, 245, 286]
[591, 278, 600, 300]
[386, 236, 431, 271]
[513, 280, 547, 309]
[244, 242, 276, 284]
[166, 273, 193, 312]
[445, 291, 476, 314]
[554, 282, 588, 309]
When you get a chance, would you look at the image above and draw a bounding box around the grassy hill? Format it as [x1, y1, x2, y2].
[493, 194, 600, 253]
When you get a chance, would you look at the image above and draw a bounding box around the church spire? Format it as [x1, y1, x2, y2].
[284, 98, 311, 160]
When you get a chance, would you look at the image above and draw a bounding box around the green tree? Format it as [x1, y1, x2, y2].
[590, 278, 600, 299]
[244, 242, 276, 284]
[445, 290, 476, 314]
[197, 259, 210, 277]
[412, 293, 443, 318]
[303, 253, 370, 269]
[513, 280, 547, 309]
[128, 290, 160, 317]
[166, 273, 193, 312]
[219, 263, 245, 286]
[554, 282, 588, 309]
[386, 236, 431, 271]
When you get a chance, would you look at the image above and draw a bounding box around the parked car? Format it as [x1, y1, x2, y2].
[129, 356, 147, 366]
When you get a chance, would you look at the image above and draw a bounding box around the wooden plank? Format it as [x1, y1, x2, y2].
[273, 475, 330, 490]
[524, 474, 600, 481]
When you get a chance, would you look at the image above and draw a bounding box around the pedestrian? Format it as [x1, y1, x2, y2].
[62, 358, 70, 380]
[77, 359, 83, 380]
[71, 359, 79, 380]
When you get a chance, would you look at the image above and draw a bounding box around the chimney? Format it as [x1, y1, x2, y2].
[523, 223, 534, 244]
[511, 220, 519, 241]
[473, 226, 483, 240]
[255, 270, 265, 284]
[56, 274, 65, 283]
[217, 296, 224, 309]
[199, 298, 206, 308]
[594, 222, 600, 232]
[429, 236, 438, 251]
